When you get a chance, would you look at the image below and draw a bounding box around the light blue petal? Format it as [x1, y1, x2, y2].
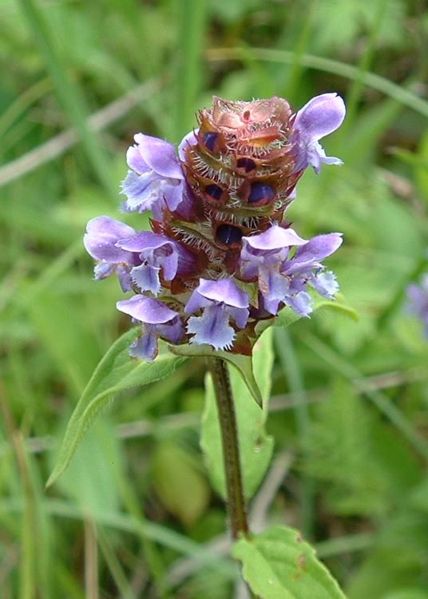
[131, 264, 161, 295]
[187, 304, 235, 350]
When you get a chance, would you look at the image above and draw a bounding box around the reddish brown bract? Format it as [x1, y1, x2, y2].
[161, 96, 303, 281]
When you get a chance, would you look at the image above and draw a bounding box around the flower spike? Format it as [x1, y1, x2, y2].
[85, 93, 345, 359]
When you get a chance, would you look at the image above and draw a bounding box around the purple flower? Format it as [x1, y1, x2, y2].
[241, 225, 342, 315]
[116, 231, 181, 296]
[178, 129, 199, 161]
[121, 133, 185, 219]
[83, 216, 136, 291]
[185, 279, 249, 350]
[407, 274, 428, 336]
[292, 93, 346, 174]
[311, 270, 339, 299]
[85, 94, 346, 359]
[281, 233, 343, 275]
[117, 295, 184, 361]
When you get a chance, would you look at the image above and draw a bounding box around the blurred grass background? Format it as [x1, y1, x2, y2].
[1, 0, 428, 597]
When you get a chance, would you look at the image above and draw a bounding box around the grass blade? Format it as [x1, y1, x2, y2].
[18, 0, 115, 195]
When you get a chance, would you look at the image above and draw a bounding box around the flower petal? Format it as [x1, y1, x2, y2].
[305, 141, 343, 174]
[243, 225, 307, 252]
[196, 278, 249, 309]
[132, 133, 183, 179]
[121, 170, 159, 212]
[156, 248, 178, 281]
[130, 264, 161, 295]
[311, 270, 339, 298]
[294, 93, 346, 141]
[184, 289, 210, 314]
[178, 129, 199, 162]
[187, 304, 235, 350]
[157, 317, 185, 344]
[117, 295, 178, 324]
[284, 233, 343, 275]
[129, 328, 158, 361]
[116, 231, 171, 252]
[84, 216, 135, 262]
[227, 306, 250, 329]
[258, 266, 290, 315]
[286, 291, 313, 317]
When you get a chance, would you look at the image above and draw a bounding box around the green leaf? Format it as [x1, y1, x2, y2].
[233, 525, 346, 599]
[56, 419, 121, 515]
[170, 343, 262, 406]
[47, 329, 186, 487]
[200, 329, 274, 500]
[152, 440, 210, 527]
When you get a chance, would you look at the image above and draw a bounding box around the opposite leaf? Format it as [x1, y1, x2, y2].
[233, 525, 346, 599]
[48, 328, 186, 486]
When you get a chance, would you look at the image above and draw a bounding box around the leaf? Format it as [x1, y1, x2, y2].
[200, 328, 274, 500]
[28, 289, 101, 395]
[316, 294, 359, 321]
[170, 343, 262, 406]
[56, 418, 121, 515]
[152, 440, 210, 527]
[233, 525, 346, 599]
[47, 329, 186, 486]
[304, 379, 420, 517]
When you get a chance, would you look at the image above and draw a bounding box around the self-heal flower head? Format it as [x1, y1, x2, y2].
[121, 133, 185, 219]
[83, 216, 136, 291]
[85, 93, 345, 360]
[185, 279, 249, 350]
[406, 274, 428, 336]
[117, 295, 184, 361]
[292, 93, 346, 174]
[241, 226, 342, 316]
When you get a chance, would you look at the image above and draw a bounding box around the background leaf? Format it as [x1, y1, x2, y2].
[152, 440, 210, 527]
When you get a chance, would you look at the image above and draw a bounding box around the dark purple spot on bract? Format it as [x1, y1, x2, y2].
[216, 224, 243, 246]
[203, 132, 218, 152]
[237, 157, 256, 173]
[248, 182, 275, 204]
[205, 184, 223, 200]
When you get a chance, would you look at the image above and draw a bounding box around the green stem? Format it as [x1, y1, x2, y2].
[208, 358, 249, 540]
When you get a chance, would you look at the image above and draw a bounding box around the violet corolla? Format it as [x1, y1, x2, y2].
[84, 93, 345, 360]
[406, 274, 428, 336]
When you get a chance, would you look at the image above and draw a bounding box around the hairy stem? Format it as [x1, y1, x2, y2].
[208, 358, 249, 539]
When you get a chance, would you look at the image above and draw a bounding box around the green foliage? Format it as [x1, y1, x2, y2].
[233, 525, 346, 599]
[57, 418, 121, 514]
[2, 0, 428, 596]
[304, 380, 421, 516]
[151, 440, 210, 527]
[201, 329, 274, 500]
[311, 0, 405, 52]
[48, 329, 186, 486]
